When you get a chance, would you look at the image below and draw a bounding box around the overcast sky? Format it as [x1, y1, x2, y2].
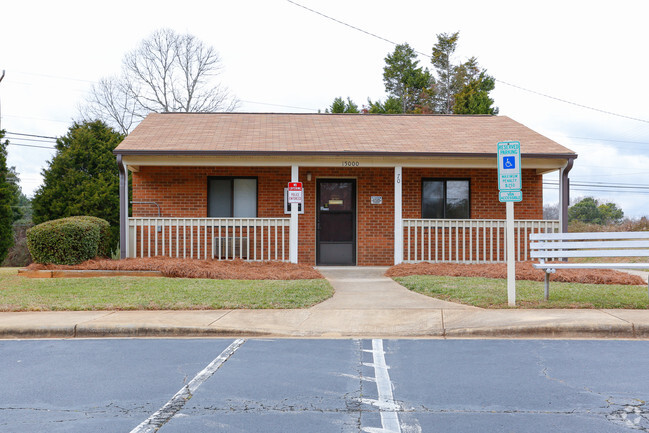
[2, 0, 648, 217]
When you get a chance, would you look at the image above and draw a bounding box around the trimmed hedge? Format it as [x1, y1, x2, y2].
[26, 216, 112, 265]
[74, 216, 112, 257]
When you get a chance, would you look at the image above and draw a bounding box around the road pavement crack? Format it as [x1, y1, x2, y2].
[534, 344, 592, 394]
[607, 399, 649, 431]
[402, 406, 600, 415]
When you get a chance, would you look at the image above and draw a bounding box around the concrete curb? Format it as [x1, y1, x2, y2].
[75, 325, 271, 338]
[2, 321, 648, 339]
[0, 325, 272, 339]
[443, 324, 637, 339]
[0, 326, 76, 339]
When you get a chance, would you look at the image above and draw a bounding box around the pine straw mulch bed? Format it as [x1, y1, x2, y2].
[27, 257, 323, 280]
[386, 261, 646, 286]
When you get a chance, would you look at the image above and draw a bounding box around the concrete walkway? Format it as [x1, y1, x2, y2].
[1, 267, 649, 339]
[313, 267, 475, 310]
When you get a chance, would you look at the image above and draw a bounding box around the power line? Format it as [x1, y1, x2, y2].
[565, 180, 649, 187]
[543, 181, 649, 195]
[5, 136, 57, 144]
[7, 142, 56, 150]
[240, 99, 317, 112]
[544, 181, 649, 190]
[542, 186, 649, 196]
[566, 136, 649, 146]
[496, 80, 649, 124]
[580, 171, 648, 177]
[5, 131, 58, 140]
[286, 0, 410, 54]
[286, 0, 649, 125]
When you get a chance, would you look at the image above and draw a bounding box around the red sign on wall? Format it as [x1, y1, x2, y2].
[288, 182, 303, 204]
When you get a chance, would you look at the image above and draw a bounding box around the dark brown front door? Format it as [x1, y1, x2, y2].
[316, 179, 356, 265]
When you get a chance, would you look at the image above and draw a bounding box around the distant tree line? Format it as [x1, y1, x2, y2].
[542, 196, 647, 233]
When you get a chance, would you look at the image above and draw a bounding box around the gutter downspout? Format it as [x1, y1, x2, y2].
[560, 157, 575, 233]
[117, 154, 128, 259]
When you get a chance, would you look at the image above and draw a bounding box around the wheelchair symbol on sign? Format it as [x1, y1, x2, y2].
[503, 156, 515, 169]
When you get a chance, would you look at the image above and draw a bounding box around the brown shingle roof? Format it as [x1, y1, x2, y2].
[114, 113, 576, 157]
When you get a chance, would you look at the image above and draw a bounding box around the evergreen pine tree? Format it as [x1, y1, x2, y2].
[31, 120, 125, 245]
[0, 130, 14, 262]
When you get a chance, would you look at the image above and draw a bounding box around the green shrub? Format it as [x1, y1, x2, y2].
[26, 216, 105, 265]
[74, 216, 112, 257]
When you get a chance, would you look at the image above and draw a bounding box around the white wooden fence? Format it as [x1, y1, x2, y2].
[128, 218, 290, 261]
[127, 217, 559, 264]
[403, 219, 560, 263]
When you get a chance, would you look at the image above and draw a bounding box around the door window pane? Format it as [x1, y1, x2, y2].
[319, 182, 353, 211]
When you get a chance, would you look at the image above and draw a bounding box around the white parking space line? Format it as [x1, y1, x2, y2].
[362, 339, 402, 433]
[130, 338, 246, 433]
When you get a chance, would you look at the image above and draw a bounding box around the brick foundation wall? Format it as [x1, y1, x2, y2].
[131, 165, 544, 265]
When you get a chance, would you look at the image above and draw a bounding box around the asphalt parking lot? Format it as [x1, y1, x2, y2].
[2, 338, 648, 432]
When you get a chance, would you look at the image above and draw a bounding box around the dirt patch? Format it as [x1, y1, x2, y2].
[27, 257, 323, 280]
[386, 262, 646, 286]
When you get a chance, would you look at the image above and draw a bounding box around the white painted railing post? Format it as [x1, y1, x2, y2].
[289, 165, 299, 263]
[394, 166, 403, 265]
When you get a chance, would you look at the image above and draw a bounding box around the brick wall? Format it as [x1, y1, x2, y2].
[131, 165, 543, 265]
[132, 166, 290, 218]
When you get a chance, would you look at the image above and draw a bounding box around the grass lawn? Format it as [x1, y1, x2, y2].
[0, 268, 334, 311]
[394, 275, 649, 309]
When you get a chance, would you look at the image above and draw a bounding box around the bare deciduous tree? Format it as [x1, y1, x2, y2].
[84, 76, 139, 135]
[81, 28, 238, 134]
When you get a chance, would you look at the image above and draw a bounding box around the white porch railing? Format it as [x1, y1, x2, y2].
[128, 218, 290, 261]
[403, 219, 560, 263]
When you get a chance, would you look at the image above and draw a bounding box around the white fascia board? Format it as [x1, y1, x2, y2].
[122, 154, 567, 172]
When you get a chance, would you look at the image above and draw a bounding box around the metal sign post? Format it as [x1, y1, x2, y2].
[505, 201, 516, 305]
[497, 141, 522, 306]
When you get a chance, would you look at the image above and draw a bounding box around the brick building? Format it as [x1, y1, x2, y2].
[114, 113, 576, 266]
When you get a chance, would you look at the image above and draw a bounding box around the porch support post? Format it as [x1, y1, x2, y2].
[289, 165, 299, 263]
[117, 155, 129, 259]
[559, 158, 574, 233]
[394, 166, 403, 265]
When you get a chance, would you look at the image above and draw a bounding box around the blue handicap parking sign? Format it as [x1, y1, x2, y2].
[503, 156, 516, 169]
